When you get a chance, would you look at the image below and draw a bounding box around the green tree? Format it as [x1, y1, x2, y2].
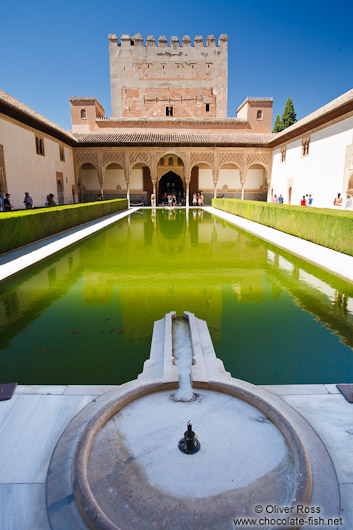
[272, 114, 284, 133]
[281, 98, 297, 129]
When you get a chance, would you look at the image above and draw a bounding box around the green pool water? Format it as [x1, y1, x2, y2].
[1, 208, 353, 385]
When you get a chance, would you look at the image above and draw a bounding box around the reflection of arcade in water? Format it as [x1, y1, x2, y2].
[1, 208, 353, 384]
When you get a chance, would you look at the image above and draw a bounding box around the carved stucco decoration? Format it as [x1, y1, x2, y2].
[129, 151, 151, 168]
[156, 150, 187, 165]
[246, 151, 271, 170]
[102, 151, 125, 169]
[75, 151, 100, 169]
[218, 152, 243, 169]
[190, 151, 215, 169]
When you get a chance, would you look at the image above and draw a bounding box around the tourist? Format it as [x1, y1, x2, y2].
[23, 192, 33, 209]
[200, 192, 204, 205]
[97, 193, 103, 200]
[197, 193, 201, 205]
[4, 193, 12, 211]
[333, 193, 342, 207]
[192, 193, 197, 206]
[308, 194, 313, 206]
[345, 195, 352, 210]
[272, 194, 278, 203]
[48, 193, 56, 206]
[278, 194, 284, 204]
[167, 194, 172, 206]
[300, 196, 306, 206]
[0, 195, 3, 212]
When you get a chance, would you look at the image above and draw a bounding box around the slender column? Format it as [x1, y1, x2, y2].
[213, 182, 218, 199]
[185, 181, 190, 207]
[126, 181, 130, 207]
[241, 184, 245, 200]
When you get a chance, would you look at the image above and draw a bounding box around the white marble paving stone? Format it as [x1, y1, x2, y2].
[325, 383, 343, 394]
[64, 385, 117, 395]
[0, 394, 93, 483]
[260, 384, 329, 395]
[283, 394, 353, 483]
[0, 483, 50, 530]
[15, 385, 66, 395]
[340, 484, 353, 530]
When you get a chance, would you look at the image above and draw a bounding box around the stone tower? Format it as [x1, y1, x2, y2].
[108, 33, 228, 118]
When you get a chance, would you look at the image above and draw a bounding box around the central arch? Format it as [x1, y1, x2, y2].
[158, 171, 184, 204]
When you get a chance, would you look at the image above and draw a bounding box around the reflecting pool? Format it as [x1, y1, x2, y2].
[1, 208, 353, 385]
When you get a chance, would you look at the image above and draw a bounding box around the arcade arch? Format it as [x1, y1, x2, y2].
[157, 154, 184, 204]
[130, 161, 153, 205]
[246, 163, 267, 201]
[218, 162, 242, 197]
[103, 162, 126, 197]
[78, 163, 100, 202]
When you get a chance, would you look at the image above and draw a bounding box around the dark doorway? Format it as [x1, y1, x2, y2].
[158, 171, 184, 204]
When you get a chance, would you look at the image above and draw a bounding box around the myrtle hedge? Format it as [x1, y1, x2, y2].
[0, 199, 128, 254]
[212, 198, 353, 256]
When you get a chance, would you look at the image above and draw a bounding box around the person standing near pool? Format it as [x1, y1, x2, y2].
[333, 193, 342, 207]
[23, 192, 33, 209]
[278, 194, 284, 204]
[4, 193, 12, 211]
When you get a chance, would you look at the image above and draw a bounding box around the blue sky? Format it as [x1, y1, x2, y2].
[1, 0, 352, 130]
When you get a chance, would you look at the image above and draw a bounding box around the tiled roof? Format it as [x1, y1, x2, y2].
[269, 88, 353, 147]
[73, 131, 273, 146]
[0, 90, 77, 145]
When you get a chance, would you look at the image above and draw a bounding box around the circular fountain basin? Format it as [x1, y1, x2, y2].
[45, 375, 341, 530]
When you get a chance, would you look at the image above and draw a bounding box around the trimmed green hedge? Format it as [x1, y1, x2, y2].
[212, 198, 353, 256]
[0, 199, 128, 254]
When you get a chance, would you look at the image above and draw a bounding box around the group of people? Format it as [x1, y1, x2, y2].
[162, 191, 185, 206]
[272, 194, 284, 204]
[300, 194, 314, 206]
[0, 192, 56, 211]
[192, 192, 204, 206]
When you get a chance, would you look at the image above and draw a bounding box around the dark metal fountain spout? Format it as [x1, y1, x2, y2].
[178, 420, 201, 454]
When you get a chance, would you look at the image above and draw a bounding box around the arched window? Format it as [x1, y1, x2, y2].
[160, 157, 165, 166]
[81, 108, 87, 119]
[177, 157, 183, 166]
[257, 110, 263, 120]
[168, 157, 173, 166]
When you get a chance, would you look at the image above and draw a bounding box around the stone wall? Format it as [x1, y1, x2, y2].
[109, 34, 228, 118]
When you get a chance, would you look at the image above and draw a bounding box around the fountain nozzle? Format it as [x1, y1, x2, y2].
[178, 420, 201, 455]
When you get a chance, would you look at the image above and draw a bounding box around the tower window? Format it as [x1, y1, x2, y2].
[257, 110, 263, 120]
[280, 147, 286, 163]
[166, 106, 174, 116]
[35, 136, 45, 156]
[168, 157, 173, 166]
[59, 146, 65, 162]
[160, 157, 165, 166]
[205, 104, 210, 112]
[302, 138, 310, 156]
[177, 157, 183, 166]
[80, 108, 87, 119]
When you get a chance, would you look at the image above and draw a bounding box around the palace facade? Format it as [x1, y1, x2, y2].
[0, 33, 352, 210]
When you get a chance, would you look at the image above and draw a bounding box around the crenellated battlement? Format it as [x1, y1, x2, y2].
[108, 33, 228, 50]
[109, 32, 228, 119]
